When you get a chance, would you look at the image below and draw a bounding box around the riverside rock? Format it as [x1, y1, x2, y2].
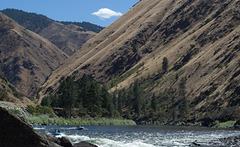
[0, 107, 49, 147]
[0, 107, 97, 147]
[73, 141, 98, 147]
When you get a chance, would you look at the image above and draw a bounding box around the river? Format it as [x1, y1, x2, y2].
[33, 125, 240, 147]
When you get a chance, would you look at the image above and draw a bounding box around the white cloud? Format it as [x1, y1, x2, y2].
[92, 8, 123, 20]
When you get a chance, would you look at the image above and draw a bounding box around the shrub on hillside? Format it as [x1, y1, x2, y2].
[0, 88, 8, 100]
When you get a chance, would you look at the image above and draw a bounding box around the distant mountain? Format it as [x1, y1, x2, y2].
[60, 21, 104, 33]
[0, 12, 68, 97]
[40, 0, 240, 122]
[1, 9, 104, 55]
[1, 9, 53, 33]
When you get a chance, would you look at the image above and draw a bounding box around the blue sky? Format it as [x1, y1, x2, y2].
[0, 0, 139, 27]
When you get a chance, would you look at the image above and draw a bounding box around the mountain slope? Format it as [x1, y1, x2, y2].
[41, 0, 240, 121]
[0, 12, 68, 97]
[1, 9, 104, 55]
[0, 73, 34, 106]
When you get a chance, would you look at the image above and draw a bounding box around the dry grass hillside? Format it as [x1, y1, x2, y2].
[40, 0, 240, 120]
[0, 13, 68, 97]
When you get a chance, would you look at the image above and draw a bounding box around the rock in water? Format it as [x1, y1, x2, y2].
[60, 136, 73, 147]
[73, 141, 98, 147]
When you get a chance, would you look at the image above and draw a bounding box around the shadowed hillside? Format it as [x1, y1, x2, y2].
[40, 0, 240, 122]
[0, 72, 34, 105]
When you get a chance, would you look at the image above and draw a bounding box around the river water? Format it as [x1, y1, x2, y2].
[34, 125, 240, 147]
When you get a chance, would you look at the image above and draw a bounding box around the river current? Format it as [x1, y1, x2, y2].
[34, 125, 240, 147]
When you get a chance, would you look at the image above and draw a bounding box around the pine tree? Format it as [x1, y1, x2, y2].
[178, 77, 189, 119]
[87, 82, 102, 116]
[151, 93, 157, 111]
[162, 57, 169, 73]
[58, 76, 77, 118]
[41, 96, 51, 107]
[78, 74, 90, 109]
[133, 79, 141, 114]
[101, 84, 114, 117]
[179, 77, 187, 97]
[113, 92, 118, 114]
[117, 90, 123, 115]
[51, 94, 59, 107]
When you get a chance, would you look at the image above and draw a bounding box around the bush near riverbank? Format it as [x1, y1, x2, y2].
[25, 115, 136, 126]
[24, 105, 136, 126]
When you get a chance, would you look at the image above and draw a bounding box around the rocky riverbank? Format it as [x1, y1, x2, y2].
[0, 107, 97, 147]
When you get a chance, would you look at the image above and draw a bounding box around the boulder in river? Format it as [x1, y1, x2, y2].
[73, 141, 98, 147]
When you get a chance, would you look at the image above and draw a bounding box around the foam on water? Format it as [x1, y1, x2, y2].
[66, 134, 155, 147]
[33, 127, 45, 130]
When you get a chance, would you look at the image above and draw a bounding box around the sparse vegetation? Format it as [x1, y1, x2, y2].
[27, 105, 54, 115]
[110, 63, 144, 88]
[8, 109, 20, 115]
[218, 63, 224, 69]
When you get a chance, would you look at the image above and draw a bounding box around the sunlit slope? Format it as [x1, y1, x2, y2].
[41, 0, 240, 118]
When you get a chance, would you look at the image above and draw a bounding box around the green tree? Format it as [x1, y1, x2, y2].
[58, 76, 77, 118]
[87, 82, 102, 116]
[78, 74, 90, 109]
[162, 57, 169, 73]
[113, 92, 118, 116]
[41, 96, 52, 107]
[179, 77, 187, 97]
[132, 44, 137, 53]
[51, 94, 60, 107]
[133, 79, 141, 114]
[178, 77, 189, 119]
[117, 90, 124, 115]
[101, 84, 114, 117]
[151, 93, 157, 111]
[0, 88, 8, 100]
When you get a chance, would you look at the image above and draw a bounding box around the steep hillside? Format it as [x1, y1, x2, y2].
[0, 73, 34, 106]
[41, 0, 240, 121]
[1, 9, 104, 55]
[0, 12, 68, 97]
